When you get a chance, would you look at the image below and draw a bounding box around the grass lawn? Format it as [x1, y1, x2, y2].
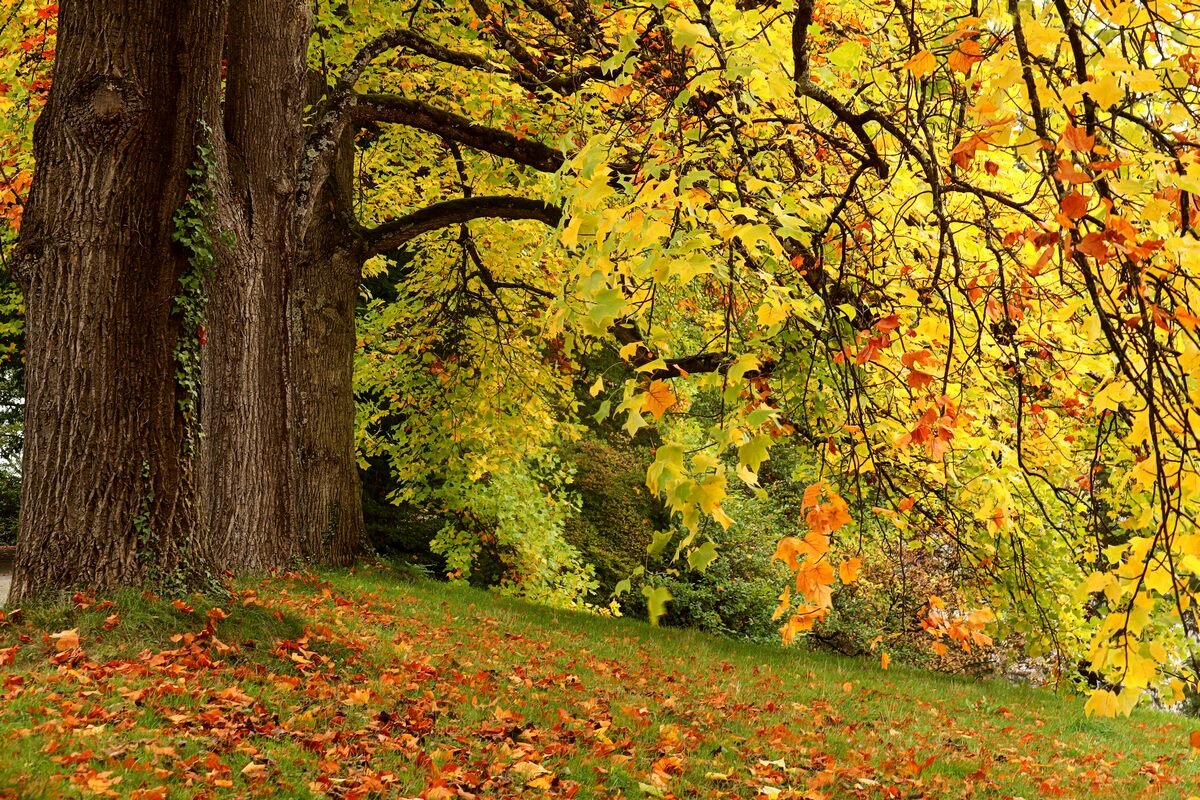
[0, 563, 1197, 799]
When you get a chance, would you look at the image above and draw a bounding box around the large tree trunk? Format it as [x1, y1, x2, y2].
[205, 0, 367, 569]
[10, 0, 227, 600]
[287, 119, 366, 565]
[289, 241, 366, 565]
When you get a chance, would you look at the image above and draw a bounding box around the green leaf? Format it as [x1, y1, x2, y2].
[642, 585, 673, 626]
[647, 529, 673, 557]
[738, 434, 772, 473]
[828, 41, 864, 70]
[688, 541, 719, 572]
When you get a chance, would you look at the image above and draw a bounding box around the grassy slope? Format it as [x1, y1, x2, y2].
[0, 564, 1197, 799]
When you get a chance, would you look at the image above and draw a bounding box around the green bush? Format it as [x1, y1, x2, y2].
[560, 435, 669, 594]
[360, 456, 447, 572]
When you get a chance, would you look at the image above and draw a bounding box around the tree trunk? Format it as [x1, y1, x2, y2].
[286, 117, 366, 565]
[10, 0, 226, 600]
[205, 0, 366, 569]
[289, 242, 366, 565]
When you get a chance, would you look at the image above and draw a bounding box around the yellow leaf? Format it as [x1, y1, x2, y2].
[1084, 688, 1120, 717]
[756, 302, 789, 328]
[839, 557, 862, 584]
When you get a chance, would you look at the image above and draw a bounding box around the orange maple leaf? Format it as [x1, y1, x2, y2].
[642, 379, 677, 421]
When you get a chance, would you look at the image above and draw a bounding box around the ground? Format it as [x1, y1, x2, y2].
[0, 564, 1197, 799]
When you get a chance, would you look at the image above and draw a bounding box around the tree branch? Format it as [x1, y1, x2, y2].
[611, 321, 775, 381]
[338, 28, 497, 84]
[465, 0, 603, 95]
[360, 196, 562, 258]
[791, 0, 888, 178]
[350, 93, 565, 173]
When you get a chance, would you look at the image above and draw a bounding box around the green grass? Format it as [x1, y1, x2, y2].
[0, 563, 1197, 799]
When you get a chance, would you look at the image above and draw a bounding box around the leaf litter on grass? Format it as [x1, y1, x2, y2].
[0, 565, 1198, 799]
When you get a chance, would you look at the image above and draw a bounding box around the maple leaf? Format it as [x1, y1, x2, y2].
[51, 628, 79, 652]
[642, 379, 677, 421]
[795, 560, 835, 608]
[803, 490, 851, 536]
[839, 557, 862, 584]
[772, 537, 804, 570]
[0, 644, 17, 665]
[948, 39, 984, 74]
[772, 586, 791, 620]
[1060, 124, 1096, 152]
[780, 606, 827, 643]
[903, 49, 937, 78]
[1060, 191, 1089, 220]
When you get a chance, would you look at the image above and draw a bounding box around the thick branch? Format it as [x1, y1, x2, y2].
[791, 0, 888, 178]
[351, 93, 565, 173]
[361, 196, 562, 258]
[611, 321, 775, 381]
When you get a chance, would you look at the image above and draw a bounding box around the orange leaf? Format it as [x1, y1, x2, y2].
[1060, 124, 1096, 152]
[1055, 158, 1092, 184]
[772, 587, 791, 621]
[52, 628, 79, 652]
[907, 369, 935, 389]
[839, 557, 862, 584]
[1190, 730, 1200, 749]
[881, 651, 891, 670]
[780, 606, 828, 643]
[1177, 307, 1200, 332]
[799, 530, 830, 558]
[948, 39, 984, 74]
[642, 379, 677, 421]
[806, 493, 852, 536]
[903, 49, 937, 78]
[772, 537, 804, 570]
[1061, 191, 1089, 220]
[796, 560, 836, 607]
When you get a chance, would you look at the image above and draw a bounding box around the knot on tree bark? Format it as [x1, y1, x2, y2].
[67, 76, 142, 145]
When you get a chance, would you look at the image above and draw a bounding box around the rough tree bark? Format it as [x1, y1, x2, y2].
[9, 0, 227, 599]
[287, 129, 365, 565]
[203, 0, 314, 569]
